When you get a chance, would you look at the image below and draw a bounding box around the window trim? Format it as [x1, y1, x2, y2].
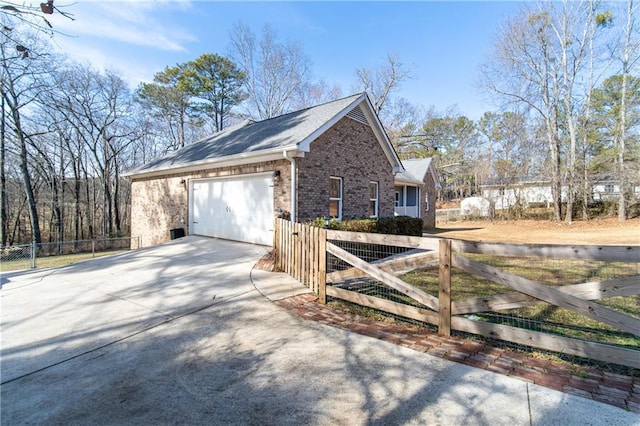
[329, 176, 343, 220]
[369, 181, 379, 218]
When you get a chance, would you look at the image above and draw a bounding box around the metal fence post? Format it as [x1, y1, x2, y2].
[30, 241, 36, 269]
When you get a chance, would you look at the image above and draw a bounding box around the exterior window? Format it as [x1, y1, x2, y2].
[369, 181, 379, 218]
[425, 193, 430, 212]
[406, 186, 417, 206]
[329, 177, 343, 219]
[394, 191, 400, 207]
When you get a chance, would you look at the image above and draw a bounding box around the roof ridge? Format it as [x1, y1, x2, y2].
[249, 93, 364, 125]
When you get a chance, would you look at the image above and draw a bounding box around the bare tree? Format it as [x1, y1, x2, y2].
[1, 1, 73, 56]
[0, 25, 53, 244]
[614, 0, 640, 221]
[293, 79, 343, 111]
[353, 51, 413, 119]
[47, 64, 137, 238]
[229, 23, 312, 120]
[480, 1, 606, 222]
[384, 97, 427, 158]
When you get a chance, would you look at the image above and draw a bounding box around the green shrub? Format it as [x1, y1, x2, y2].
[392, 216, 423, 236]
[307, 216, 423, 236]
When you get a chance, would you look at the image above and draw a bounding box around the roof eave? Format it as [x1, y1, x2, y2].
[124, 146, 301, 179]
[394, 178, 423, 185]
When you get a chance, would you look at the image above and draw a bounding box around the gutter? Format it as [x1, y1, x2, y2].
[283, 150, 297, 222]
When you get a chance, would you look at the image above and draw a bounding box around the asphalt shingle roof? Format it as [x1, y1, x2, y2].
[396, 158, 434, 184]
[127, 94, 364, 176]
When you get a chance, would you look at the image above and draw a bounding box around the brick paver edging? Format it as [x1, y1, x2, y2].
[274, 293, 640, 414]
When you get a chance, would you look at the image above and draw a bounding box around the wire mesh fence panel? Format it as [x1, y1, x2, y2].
[324, 234, 639, 366]
[1, 237, 140, 272]
[0, 244, 32, 271]
[327, 238, 438, 309]
[450, 253, 640, 351]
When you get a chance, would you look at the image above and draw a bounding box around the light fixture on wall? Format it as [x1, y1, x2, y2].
[272, 170, 281, 185]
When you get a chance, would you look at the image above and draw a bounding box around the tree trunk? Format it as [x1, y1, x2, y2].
[617, 0, 635, 222]
[0, 96, 7, 246]
[113, 163, 121, 235]
[618, 72, 627, 222]
[13, 110, 42, 244]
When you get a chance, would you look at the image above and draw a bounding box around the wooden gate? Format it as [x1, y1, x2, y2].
[273, 219, 640, 368]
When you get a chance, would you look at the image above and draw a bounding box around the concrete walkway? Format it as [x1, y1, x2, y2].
[2, 237, 638, 425]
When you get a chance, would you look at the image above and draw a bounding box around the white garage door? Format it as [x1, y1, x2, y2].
[189, 174, 274, 245]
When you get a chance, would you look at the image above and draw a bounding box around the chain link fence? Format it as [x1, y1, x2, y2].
[1, 237, 141, 272]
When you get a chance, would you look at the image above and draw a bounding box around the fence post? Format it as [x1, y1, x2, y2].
[318, 228, 327, 304]
[438, 239, 452, 336]
[92, 240, 95, 258]
[274, 219, 280, 269]
[30, 241, 36, 269]
[137, 236, 141, 250]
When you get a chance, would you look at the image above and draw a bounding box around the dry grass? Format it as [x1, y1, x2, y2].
[1, 250, 128, 272]
[427, 217, 640, 245]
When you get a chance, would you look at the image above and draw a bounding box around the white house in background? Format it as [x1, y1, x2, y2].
[481, 179, 639, 210]
[480, 180, 568, 210]
[592, 181, 640, 201]
[394, 158, 440, 227]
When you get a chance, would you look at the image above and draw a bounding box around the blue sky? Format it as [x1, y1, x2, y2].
[48, 1, 525, 120]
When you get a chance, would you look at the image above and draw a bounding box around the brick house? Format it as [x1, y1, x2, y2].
[393, 158, 440, 227]
[125, 93, 406, 247]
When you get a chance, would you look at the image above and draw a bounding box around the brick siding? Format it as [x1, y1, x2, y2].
[296, 116, 395, 222]
[130, 116, 397, 247]
[130, 160, 291, 247]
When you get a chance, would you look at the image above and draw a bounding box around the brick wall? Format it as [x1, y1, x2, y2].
[130, 117, 398, 247]
[296, 116, 395, 222]
[130, 159, 291, 247]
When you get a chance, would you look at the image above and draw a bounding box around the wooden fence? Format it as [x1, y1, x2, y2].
[273, 218, 640, 369]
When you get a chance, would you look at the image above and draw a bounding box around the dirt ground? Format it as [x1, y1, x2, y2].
[426, 217, 640, 245]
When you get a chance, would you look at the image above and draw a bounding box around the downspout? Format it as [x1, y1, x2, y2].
[283, 150, 297, 222]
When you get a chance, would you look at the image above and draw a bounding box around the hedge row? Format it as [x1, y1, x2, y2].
[307, 216, 424, 236]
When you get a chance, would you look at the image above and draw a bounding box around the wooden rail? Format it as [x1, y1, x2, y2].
[273, 219, 640, 369]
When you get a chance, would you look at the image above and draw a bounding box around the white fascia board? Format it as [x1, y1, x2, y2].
[359, 96, 404, 173]
[394, 176, 423, 186]
[125, 146, 301, 180]
[297, 94, 366, 152]
[297, 93, 405, 175]
[429, 166, 441, 188]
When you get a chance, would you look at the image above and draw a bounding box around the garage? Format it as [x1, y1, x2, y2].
[189, 174, 274, 245]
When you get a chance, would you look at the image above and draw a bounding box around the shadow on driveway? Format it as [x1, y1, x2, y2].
[2, 237, 637, 424]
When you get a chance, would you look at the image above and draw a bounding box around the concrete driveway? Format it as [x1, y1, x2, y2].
[2, 237, 638, 425]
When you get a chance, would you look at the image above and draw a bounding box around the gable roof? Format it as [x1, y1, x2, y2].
[125, 93, 403, 178]
[395, 158, 440, 188]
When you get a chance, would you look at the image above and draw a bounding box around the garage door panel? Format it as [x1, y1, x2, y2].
[190, 174, 274, 245]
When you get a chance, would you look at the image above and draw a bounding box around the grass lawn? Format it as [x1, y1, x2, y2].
[1, 250, 129, 273]
[401, 255, 639, 348]
[330, 217, 639, 360]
